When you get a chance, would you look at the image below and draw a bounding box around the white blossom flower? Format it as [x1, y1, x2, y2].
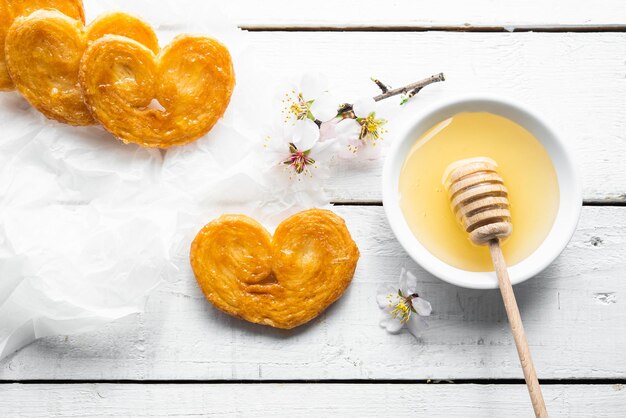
[335, 97, 387, 159]
[263, 119, 338, 182]
[377, 268, 432, 338]
[281, 73, 338, 125]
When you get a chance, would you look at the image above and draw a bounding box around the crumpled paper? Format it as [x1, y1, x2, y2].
[0, 0, 329, 360]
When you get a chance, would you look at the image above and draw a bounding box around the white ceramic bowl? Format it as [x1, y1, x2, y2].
[383, 95, 582, 289]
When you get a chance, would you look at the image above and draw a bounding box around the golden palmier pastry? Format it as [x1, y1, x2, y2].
[190, 209, 360, 329]
[0, 0, 85, 90]
[0, 0, 15, 91]
[5, 9, 158, 125]
[79, 34, 235, 148]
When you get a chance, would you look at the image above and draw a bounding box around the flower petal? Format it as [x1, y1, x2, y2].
[379, 314, 391, 328]
[263, 122, 291, 153]
[382, 314, 404, 333]
[406, 315, 427, 338]
[404, 270, 419, 295]
[334, 119, 361, 159]
[398, 267, 408, 294]
[335, 119, 361, 141]
[264, 164, 294, 189]
[353, 97, 376, 118]
[337, 143, 360, 160]
[290, 119, 320, 150]
[319, 118, 338, 141]
[277, 85, 301, 125]
[376, 283, 397, 308]
[413, 297, 432, 317]
[310, 137, 339, 163]
[300, 72, 328, 100]
[355, 141, 383, 160]
[310, 92, 338, 122]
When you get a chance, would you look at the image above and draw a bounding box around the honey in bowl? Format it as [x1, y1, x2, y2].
[398, 112, 560, 272]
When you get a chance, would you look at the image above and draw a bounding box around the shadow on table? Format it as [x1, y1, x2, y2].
[212, 288, 354, 340]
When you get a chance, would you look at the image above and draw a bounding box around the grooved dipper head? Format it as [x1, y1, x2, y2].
[443, 157, 512, 245]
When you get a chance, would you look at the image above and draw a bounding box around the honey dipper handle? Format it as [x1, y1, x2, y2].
[489, 240, 548, 418]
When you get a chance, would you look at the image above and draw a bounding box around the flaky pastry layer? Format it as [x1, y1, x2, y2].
[190, 209, 360, 329]
[5, 9, 158, 125]
[79, 34, 235, 147]
[0, 0, 85, 91]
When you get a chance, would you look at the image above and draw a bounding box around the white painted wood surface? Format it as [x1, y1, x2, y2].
[3, 2, 626, 416]
[234, 32, 626, 202]
[217, 0, 626, 30]
[1, 206, 623, 380]
[1, 383, 624, 417]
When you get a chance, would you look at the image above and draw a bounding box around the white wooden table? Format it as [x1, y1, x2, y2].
[2, 1, 626, 416]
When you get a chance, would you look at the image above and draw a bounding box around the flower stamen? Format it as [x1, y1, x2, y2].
[357, 112, 387, 143]
[283, 142, 316, 174]
[387, 291, 420, 324]
[282, 90, 313, 122]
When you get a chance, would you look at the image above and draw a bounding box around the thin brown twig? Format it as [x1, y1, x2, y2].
[371, 78, 391, 94]
[372, 72, 445, 102]
[405, 86, 424, 101]
[335, 72, 445, 118]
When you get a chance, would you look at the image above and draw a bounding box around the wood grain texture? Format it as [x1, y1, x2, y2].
[489, 241, 547, 417]
[238, 32, 626, 203]
[1, 383, 624, 417]
[1, 3, 623, 414]
[214, 0, 626, 30]
[1, 206, 623, 380]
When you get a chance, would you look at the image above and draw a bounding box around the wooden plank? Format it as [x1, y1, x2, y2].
[1, 206, 624, 380]
[216, 0, 626, 30]
[1, 383, 624, 417]
[1, 32, 624, 203]
[235, 32, 626, 203]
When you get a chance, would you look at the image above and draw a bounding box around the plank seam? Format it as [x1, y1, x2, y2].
[243, 26, 626, 33]
[583, 200, 626, 207]
[331, 201, 626, 207]
[1, 379, 625, 385]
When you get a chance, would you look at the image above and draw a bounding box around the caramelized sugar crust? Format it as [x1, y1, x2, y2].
[0, 0, 85, 91]
[80, 34, 235, 147]
[190, 209, 360, 329]
[5, 9, 158, 125]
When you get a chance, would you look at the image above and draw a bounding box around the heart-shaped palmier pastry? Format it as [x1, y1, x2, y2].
[79, 33, 235, 148]
[190, 209, 360, 329]
[0, 0, 85, 91]
[5, 9, 158, 125]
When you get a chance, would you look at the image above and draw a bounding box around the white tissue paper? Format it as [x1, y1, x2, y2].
[0, 0, 329, 360]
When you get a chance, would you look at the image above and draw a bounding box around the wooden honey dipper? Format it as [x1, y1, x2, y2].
[443, 157, 548, 418]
